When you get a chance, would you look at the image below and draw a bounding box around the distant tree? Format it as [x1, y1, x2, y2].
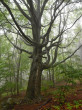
[0, 0, 82, 100]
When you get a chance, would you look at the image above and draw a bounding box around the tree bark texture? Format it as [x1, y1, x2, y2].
[26, 47, 42, 99]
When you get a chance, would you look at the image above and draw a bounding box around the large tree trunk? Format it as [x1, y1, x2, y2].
[26, 47, 42, 100]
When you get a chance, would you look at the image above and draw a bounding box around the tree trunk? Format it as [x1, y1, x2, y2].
[20, 70, 23, 88]
[16, 51, 21, 95]
[52, 68, 55, 87]
[26, 47, 42, 100]
[49, 69, 52, 81]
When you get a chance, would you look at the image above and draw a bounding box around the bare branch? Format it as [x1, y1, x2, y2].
[64, 15, 82, 31]
[13, 0, 31, 21]
[54, 45, 82, 67]
[40, 0, 48, 18]
[2, 25, 32, 54]
[59, 30, 81, 48]
[41, 0, 66, 46]
[0, 0, 35, 45]
[43, 46, 50, 65]
[22, 0, 30, 10]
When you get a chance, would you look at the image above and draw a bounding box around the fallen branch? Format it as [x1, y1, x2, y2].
[36, 98, 52, 110]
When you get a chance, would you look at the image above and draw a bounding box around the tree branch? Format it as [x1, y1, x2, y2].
[40, 0, 48, 18]
[13, 0, 31, 21]
[2, 26, 32, 54]
[0, 0, 34, 45]
[54, 44, 82, 67]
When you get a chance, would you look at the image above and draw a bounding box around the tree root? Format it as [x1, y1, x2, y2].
[20, 96, 43, 104]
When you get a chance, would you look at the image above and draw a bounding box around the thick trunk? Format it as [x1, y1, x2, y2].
[26, 48, 42, 100]
[25, 17, 42, 100]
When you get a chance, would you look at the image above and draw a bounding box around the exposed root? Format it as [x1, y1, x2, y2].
[20, 96, 43, 104]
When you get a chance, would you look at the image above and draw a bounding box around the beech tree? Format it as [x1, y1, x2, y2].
[0, 0, 82, 100]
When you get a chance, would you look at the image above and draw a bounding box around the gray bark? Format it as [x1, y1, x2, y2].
[26, 47, 42, 99]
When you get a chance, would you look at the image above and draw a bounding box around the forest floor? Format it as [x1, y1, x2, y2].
[14, 83, 82, 110]
[0, 82, 82, 110]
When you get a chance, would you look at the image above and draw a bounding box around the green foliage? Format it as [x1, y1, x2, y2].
[0, 35, 31, 95]
[41, 80, 53, 92]
[73, 100, 82, 109]
[55, 58, 82, 85]
[0, 82, 16, 94]
[65, 100, 82, 110]
[54, 85, 71, 105]
[66, 102, 73, 110]
[79, 100, 82, 103]
[52, 105, 60, 110]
